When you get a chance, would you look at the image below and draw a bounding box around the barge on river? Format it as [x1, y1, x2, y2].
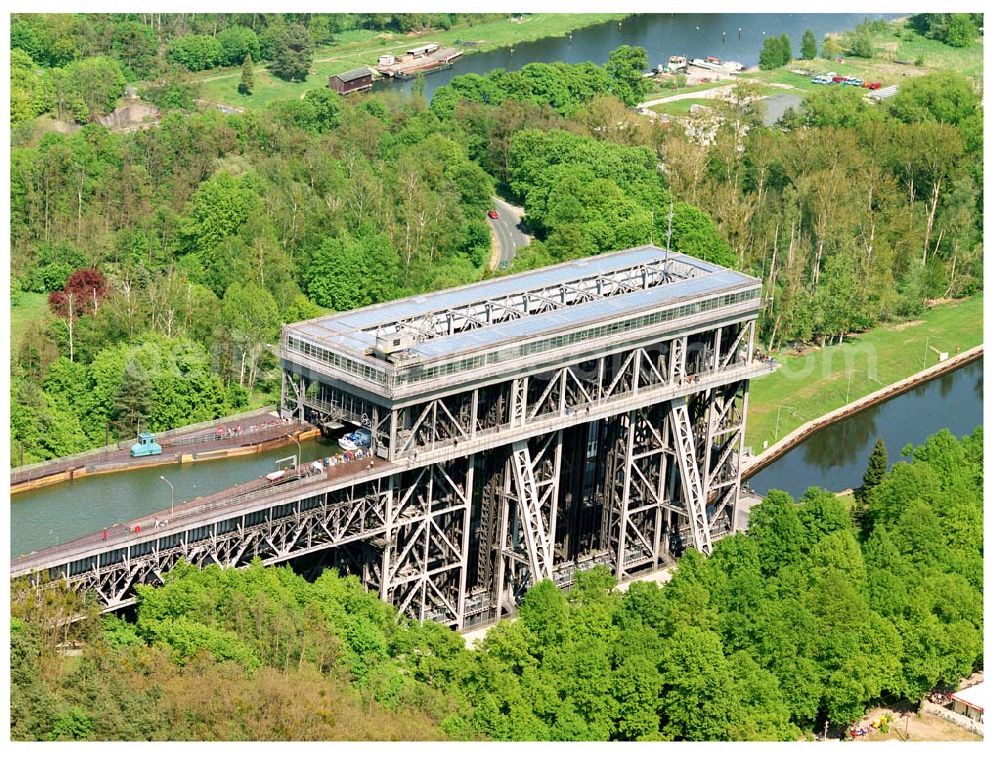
[375, 43, 464, 79]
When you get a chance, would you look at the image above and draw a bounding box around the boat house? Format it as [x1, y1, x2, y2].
[329, 67, 374, 95]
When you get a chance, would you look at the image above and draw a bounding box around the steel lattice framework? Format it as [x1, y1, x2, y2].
[12, 246, 775, 629]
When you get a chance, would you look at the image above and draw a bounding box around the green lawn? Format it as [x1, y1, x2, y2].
[746, 293, 983, 454]
[836, 491, 857, 508]
[751, 17, 982, 94]
[10, 292, 50, 350]
[649, 98, 718, 117]
[866, 19, 983, 78]
[645, 79, 725, 100]
[198, 13, 628, 109]
[751, 68, 833, 90]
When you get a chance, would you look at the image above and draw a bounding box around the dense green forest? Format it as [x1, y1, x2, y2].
[10, 12, 502, 81]
[9, 14, 983, 466]
[11, 427, 983, 740]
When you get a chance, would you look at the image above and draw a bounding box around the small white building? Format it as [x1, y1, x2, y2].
[406, 43, 439, 58]
[951, 681, 985, 723]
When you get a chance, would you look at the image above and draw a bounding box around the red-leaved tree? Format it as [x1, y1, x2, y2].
[48, 268, 108, 362]
[48, 268, 108, 318]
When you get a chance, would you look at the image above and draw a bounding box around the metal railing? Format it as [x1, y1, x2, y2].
[11, 412, 294, 487]
[11, 467, 331, 574]
[12, 446, 386, 575]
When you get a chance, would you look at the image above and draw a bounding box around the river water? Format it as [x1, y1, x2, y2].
[379, 13, 898, 99]
[10, 436, 340, 559]
[748, 358, 984, 500]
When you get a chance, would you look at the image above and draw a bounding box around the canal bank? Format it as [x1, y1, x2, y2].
[10, 410, 319, 495]
[746, 294, 983, 453]
[746, 346, 983, 497]
[10, 427, 321, 496]
[195, 13, 896, 108]
[383, 13, 898, 99]
[10, 433, 346, 558]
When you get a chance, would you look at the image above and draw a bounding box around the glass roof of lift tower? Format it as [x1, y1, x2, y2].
[284, 245, 761, 365]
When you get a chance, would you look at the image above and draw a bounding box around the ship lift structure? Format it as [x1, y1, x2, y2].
[13, 245, 775, 630]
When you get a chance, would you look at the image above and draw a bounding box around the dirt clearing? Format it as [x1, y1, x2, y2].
[851, 705, 982, 742]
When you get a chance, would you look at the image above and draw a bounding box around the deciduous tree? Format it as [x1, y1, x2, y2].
[605, 45, 650, 107]
[800, 29, 817, 60]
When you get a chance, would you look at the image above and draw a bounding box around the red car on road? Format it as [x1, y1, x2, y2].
[487, 209, 499, 219]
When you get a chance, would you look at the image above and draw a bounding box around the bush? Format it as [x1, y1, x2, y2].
[168, 34, 223, 71]
[759, 37, 787, 70]
[39, 263, 73, 292]
[140, 75, 200, 111]
[944, 14, 977, 47]
[821, 35, 840, 59]
[217, 26, 261, 67]
[847, 30, 875, 58]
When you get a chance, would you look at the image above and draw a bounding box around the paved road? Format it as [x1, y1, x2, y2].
[637, 83, 737, 110]
[195, 98, 246, 115]
[488, 196, 530, 269]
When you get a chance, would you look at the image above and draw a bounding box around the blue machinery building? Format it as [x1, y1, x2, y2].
[12, 246, 774, 629]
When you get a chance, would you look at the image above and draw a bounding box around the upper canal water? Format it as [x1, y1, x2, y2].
[10, 436, 340, 559]
[748, 358, 984, 500]
[380, 13, 899, 99]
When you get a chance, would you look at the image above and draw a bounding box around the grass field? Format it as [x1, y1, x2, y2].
[745, 293, 983, 454]
[862, 19, 983, 79]
[751, 68, 833, 91]
[197, 13, 628, 109]
[836, 491, 857, 508]
[644, 79, 725, 100]
[754, 18, 982, 90]
[649, 98, 718, 116]
[10, 292, 50, 350]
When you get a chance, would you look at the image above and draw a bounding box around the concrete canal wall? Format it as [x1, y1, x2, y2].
[743, 345, 983, 480]
[11, 415, 320, 496]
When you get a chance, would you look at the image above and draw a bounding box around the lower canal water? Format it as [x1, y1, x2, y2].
[748, 358, 984, 500]
[10, 436, 340, 559]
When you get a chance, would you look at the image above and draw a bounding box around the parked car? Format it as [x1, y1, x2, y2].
[487, 209, 499, 219]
